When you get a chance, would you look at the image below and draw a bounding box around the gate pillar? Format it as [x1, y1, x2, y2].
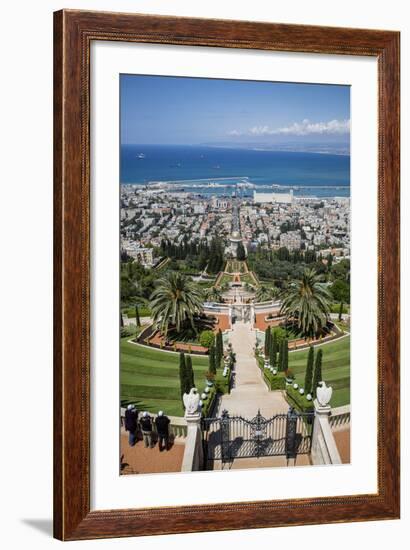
[285, 407, 298, 460]
[311, 398, 341, 465]
[220, 409, 231, 464]
[181, 410, 204, 471]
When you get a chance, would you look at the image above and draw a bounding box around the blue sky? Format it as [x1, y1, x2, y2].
[120, 74, 350, 148]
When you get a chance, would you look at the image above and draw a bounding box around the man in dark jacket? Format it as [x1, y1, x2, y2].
[124, 404, 138, 446]
[139, 411, 153, 448]
[155, 410, 170, 451]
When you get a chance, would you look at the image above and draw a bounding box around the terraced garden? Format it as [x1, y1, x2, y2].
[225, 260, 247, 273]
[216, 273, 234, 287]
[240, 272, 258, 286]
[120, 338, 209, 416]
[288, 335, 351, 407]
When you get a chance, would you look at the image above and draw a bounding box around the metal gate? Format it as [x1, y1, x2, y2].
[231, 305, 243, 323]
[202, 408, 314, 463]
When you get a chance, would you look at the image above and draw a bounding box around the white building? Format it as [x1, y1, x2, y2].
[253, 190, 294, 204]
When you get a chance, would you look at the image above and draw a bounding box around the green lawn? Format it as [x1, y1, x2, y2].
[288, 336, 350, 408]
[240, 272, 256, 285]
[120, 338, 209, 416]
[122, 306, 151, 318]
[218, 273, 234, 286]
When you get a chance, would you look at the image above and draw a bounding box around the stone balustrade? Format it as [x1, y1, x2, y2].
[329, 405, 351, 431]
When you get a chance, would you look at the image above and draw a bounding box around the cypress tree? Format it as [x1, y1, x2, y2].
[214, 331, 222, 371]
[185, 355, 195, 390]
[278, 336, 284, 371]
[217, 329, 223, 361]
[135, 304, 141, 327]
[179, 352, 188, 402]
[269, 335, 276, 368]
[272, 331, 278, 366]
[264, 327, 271, 358]
[312, 349, 323, 398]
[281, 339, 289, 373]
[209, 344, 217, 375]
[215, 345, 221, 372]
[304, 346, 315, 394]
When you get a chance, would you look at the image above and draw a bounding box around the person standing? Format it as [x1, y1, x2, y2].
[139, 411, 153, 448]
[124, 404, 138, 447]
[155, 410, 170, 451]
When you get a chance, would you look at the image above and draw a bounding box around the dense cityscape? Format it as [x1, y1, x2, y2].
[120, 185, 350, 273]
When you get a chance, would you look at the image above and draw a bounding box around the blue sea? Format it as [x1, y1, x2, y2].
[120, 145, 350, 198]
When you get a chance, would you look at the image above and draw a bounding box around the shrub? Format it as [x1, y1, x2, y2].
[205, 371, 216, 383]
[312, 348, 323, 398]
[264, 327, 271, 357]
[264, 371, 286, 390]
[200, 330, 215, 349]
[208, 344, 217, 374]
[185, 355, 195, 390]
[304, 346, 314, 395]
[257, 357, 286, 390]
[286, 385, 314, 413]
[269, 331, 278, 368]
[120, 324, 137, 338]
[201, 386, 216, 417]
[272, 326, 287, 342]
[215, 368, 231, 394]
[179, 353, 188, 402]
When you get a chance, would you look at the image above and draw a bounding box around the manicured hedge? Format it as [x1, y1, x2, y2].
[215, 368, 231, 395]
[264, 372, 286, 390]
[256, 353, 286, 390]
[285, 384, 314, 413]
[201, 385, 217, 417]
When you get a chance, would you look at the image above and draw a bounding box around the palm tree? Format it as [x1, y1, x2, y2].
[150, 272, 204, 337]
[255, 284, 279, 303]
[280, 268, 331, 338]
[204, 286, 223, 303]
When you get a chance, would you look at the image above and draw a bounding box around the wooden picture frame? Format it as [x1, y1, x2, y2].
[54, 9, 400, 540]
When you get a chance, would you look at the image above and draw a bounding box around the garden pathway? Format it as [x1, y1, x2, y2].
[218, 320, 289, 418]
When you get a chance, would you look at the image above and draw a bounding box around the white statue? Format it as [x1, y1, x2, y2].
[316, 381, 333, 407]
[183, 387, 201, 415]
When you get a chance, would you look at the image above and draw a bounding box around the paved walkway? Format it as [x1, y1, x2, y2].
[210, 320, 304, 470]
[219, 320, 289, 418]
[120, 432, 184, 475]
[333, 428, 351, 464]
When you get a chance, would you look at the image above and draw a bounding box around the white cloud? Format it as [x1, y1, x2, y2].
[228, 119, 350, 137]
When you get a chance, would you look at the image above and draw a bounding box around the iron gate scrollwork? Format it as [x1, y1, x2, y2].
[202, 407, 314, 464]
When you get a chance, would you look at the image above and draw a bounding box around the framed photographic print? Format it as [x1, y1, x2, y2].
[54, 10, 400, 540]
